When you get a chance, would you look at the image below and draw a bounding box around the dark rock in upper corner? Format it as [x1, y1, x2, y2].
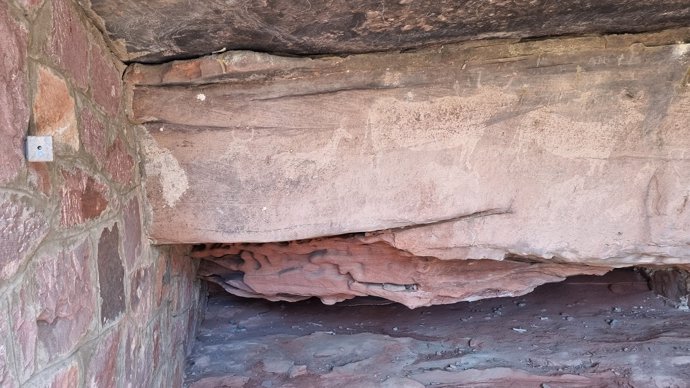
[82, 0, 690, 62]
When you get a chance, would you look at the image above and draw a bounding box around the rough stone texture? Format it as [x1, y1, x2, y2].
[0, 3, 28, 184]
[32, 239, 94, 361]
[194, 237, 607, 308]
[89, 42, 121, 116]
[16, 0, 45, 13]
[11, 285, 36, 381]
[12, 239, 94, 380]
[642, 266, 690, 308]
[132, 30, 690, 270]
[0, 1, 204, 387]
[46, 362, 79, 388]
[0, 193, 49, 283]
[122, 197, 142, 268]
[81, 0, 690, 62]
[97, 224, 125, 325]
[27, 163, 52, 196]
[79, 105, 107, 163]
[33, 66, 79, 151]
[129, 265, 153, 321]
[82, 328, 120, 388]
[47, 0, 89, 91]
[104, 137, 134, 185]
[123, 322, 154, 387]
[186, 270, 690, 387]
[0, 301, 19, 388]
[60, 168, 109, 227]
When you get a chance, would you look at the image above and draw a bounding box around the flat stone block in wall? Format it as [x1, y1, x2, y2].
[97, 224, 125, 324]
[105, 137, 135, 186]
[46, 0, 89, 91]
[89, 42, 122, 116]
[60, 168, 109, 227]
[0, 2, 28, 184]
[79, 105, 107, 163]
[33, 240, 95, 357]
[123, 322, 154, 387]
[11, 238, 94, 381]
[154, 253, 169, 308]
[0, 301, 19, 388]
[27, 163, 52, 197]
[82, 328, 120, 388]
[123, 197, 142, 269]
[33, 66, 79, 151]
[44, 361, 79, 388]
[0, 192, 49, 283]
[129, 265, 153, 323]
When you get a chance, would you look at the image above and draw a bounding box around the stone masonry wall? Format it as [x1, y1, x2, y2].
[1, 0, 203, 387]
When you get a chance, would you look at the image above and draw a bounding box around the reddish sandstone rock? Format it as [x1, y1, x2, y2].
[129, 266, 153, 322]
[46, 0, 89, 90]
[154, 253, 170, 308]
[79, 106, 107, 163]
[122, 197, 142, 269]
[11, 286, 36, 381]
[90, 42, 122, 116]
[0, 193, 49, 282]
[105, 137, 135, 186]
[97, 224, 125, 324]
[194, 237, 609, 308]
[83, 328, 120, 387]
[12, 239, 94, 380]
[123, 322, 154, 387]
[33, 241, 95, 357]
[0, 3, 28, 184]
[60, 168, 108, 227]
[151, 320, 161, 372]
[27, 163, 52, 196]
[33, 66, 79, 150]
[47, 362, 79, 388]
[0, 304, 19, 388]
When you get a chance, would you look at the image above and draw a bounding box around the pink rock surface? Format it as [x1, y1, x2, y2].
[0, 193, 49, 282]
[60, 168, 109, 227]
[33, 66, 79, 150]
[131, 30, 690, 271]
[46, 0, 89, 90]
[0, 3, 28, 184]
[194, 237, 608, 308]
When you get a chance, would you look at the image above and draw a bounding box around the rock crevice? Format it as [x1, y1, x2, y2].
[193, 236, 609, 308]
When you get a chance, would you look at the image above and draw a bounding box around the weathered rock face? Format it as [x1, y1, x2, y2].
[129, 29, 690, 270]
[193, 236, 608, 308]
[80, 0, 690, 62]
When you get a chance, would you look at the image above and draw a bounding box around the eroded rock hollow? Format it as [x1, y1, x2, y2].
[127, 27, 690, 307]
[193, 236, 609, 308]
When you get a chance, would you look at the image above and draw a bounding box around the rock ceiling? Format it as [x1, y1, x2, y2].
[81, 0, 690, 62]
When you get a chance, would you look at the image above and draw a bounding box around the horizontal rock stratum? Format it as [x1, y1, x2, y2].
[83, 0, 690, 62]
[192, 238, 609, 308]
[128, 29, 690, 305]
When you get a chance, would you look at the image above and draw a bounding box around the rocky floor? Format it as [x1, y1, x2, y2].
[185, 269, 690, 387]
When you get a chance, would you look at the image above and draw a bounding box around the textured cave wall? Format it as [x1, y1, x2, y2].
[125, 26, 690, 309]
[0, 1, 203, 386]
[78, 0, 690, 63]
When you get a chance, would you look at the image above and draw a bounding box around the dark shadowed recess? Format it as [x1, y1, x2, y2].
[185, 269, 690, 387]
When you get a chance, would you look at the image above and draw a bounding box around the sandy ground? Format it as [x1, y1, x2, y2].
[185, 269, 690, 387]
